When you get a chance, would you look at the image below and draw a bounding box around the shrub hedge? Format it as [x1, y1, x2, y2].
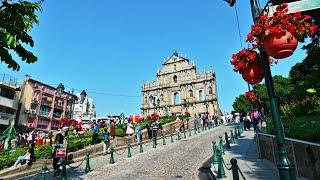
[267, 112, 320, 143]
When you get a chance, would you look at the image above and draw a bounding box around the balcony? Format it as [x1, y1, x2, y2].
[54, 102, 64, 109]
[0, 112, 15, 125]
[0, 97, 15, 109]
[39, 110, 50, 118]
[53, 113, 62, 119]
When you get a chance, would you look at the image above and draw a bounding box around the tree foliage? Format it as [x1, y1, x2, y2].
[233, 75, 294, 113]
[0, 0, 42, 71]
[232, 94, 251, 114]
[289, 46, 320, 99]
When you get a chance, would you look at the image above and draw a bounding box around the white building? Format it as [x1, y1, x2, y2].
[72, 93, 96, 124]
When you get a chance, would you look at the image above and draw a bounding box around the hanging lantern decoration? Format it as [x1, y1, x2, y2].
[241, 63, 264, 85]
[263, 31, 298, 59]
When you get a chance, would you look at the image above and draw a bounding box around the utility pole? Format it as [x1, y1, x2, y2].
[224, 0, 293, 179]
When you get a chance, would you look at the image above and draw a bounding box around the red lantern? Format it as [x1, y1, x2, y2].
[241, 63, 264, 85]
[263, 31, 298, 59]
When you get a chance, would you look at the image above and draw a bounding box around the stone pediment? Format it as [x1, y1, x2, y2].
[163, 52, 189, 65]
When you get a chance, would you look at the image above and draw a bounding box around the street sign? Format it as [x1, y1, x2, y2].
[268, 0, 320, 16]
[56, 147, 67, 158]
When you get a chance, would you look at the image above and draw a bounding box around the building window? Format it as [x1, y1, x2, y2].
[174, 64, 177, 71]
[157, 99, 160, 106]
[160, 94, 164, 101]
[173, 92, 180, 105]
[199, 90, 204, 101]
[209, 87, 213, 94]
[189, 90, 193, 97]
[173, 75, 178, 83]
[149, 96, 155, 107]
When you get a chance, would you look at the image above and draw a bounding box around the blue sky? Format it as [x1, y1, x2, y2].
[0, 0, 308, 116]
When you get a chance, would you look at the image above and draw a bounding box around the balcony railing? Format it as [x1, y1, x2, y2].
[0, 112, 15, 121]
[53, 113, 62, 119]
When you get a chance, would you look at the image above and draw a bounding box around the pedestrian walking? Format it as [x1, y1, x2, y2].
[152, 121, 159, 139]
[102, 127, 110, 155]
[110, 121, 116, 140]
[146, 123, 152, 139]
[52, 132, 64, 176]
[135, 122, 142, 143]
[244, 112, 252, 130]
[92, 121, 100, 145]
[193, 115, 199, 130]
[126, 121, 135, 136]
[179, 118, 185, 132]
[251, 109, 262, 134]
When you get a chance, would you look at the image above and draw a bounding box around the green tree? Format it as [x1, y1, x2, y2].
[254, 75, 294, 106]
[289, 46, 320, 99]
[0, 0, 42, 71]
[232, 94, 251, 114]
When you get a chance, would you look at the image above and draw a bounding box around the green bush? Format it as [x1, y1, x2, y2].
[34, 145, 52, 159]
[160, 116, 176, 125]
[67, 137, 92, 152]
[267, 112, 320, 142]
[115, 127, 126, 137]
[0, 146, 31, 170]
[140, 119, 153, 130]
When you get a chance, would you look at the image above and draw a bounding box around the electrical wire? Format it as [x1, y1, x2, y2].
[48, 83, 140, 98]
[234, 3, 243, 49]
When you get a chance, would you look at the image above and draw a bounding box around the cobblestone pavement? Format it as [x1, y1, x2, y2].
[25, 125, 232, 180]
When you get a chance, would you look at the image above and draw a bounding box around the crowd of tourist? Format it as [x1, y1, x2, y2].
[3, 114, 225, 174]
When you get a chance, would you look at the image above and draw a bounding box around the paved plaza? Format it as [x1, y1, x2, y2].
[23, 125, 286, 180]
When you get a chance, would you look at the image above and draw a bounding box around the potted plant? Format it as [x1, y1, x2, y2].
[246, 3, 318, 59]
[230, 48, 264, 85]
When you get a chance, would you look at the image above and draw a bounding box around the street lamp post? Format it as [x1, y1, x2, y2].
[224, 1, 293, 179]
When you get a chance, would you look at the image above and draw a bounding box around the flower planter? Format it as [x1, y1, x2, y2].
[241, 63, 264, 85]
[262, 31, 298, 59]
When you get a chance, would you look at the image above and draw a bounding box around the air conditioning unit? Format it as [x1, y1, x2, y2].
[25, 109, 30, 114]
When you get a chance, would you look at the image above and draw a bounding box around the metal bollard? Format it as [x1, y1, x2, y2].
[230, 158, 240, 180]
[39, 165, 49, 180]
[152, 135, 157, 148]
[85, 153, 92, 173]
[162, 135, 166, 145]
[194, 127, 197, 135]
[198, 127, 200, 133]
[212, 141, 218, 164]
[188, 128, 192, 137]
[170, 133, 174, 143]
[183, 129, 187, 139]
[230, 130, 235, 143]
[127, 143, 132, 158]
[139, 142, 144, 153]
[237, 126, 241, 137]
[60, 158, 67, 180]
[234, 128, 239, 139]
[217, 148, 226, 178]
[225, 132, 231, 149]
[219, 136, 225, 154]
[109, 148, 115, 164]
